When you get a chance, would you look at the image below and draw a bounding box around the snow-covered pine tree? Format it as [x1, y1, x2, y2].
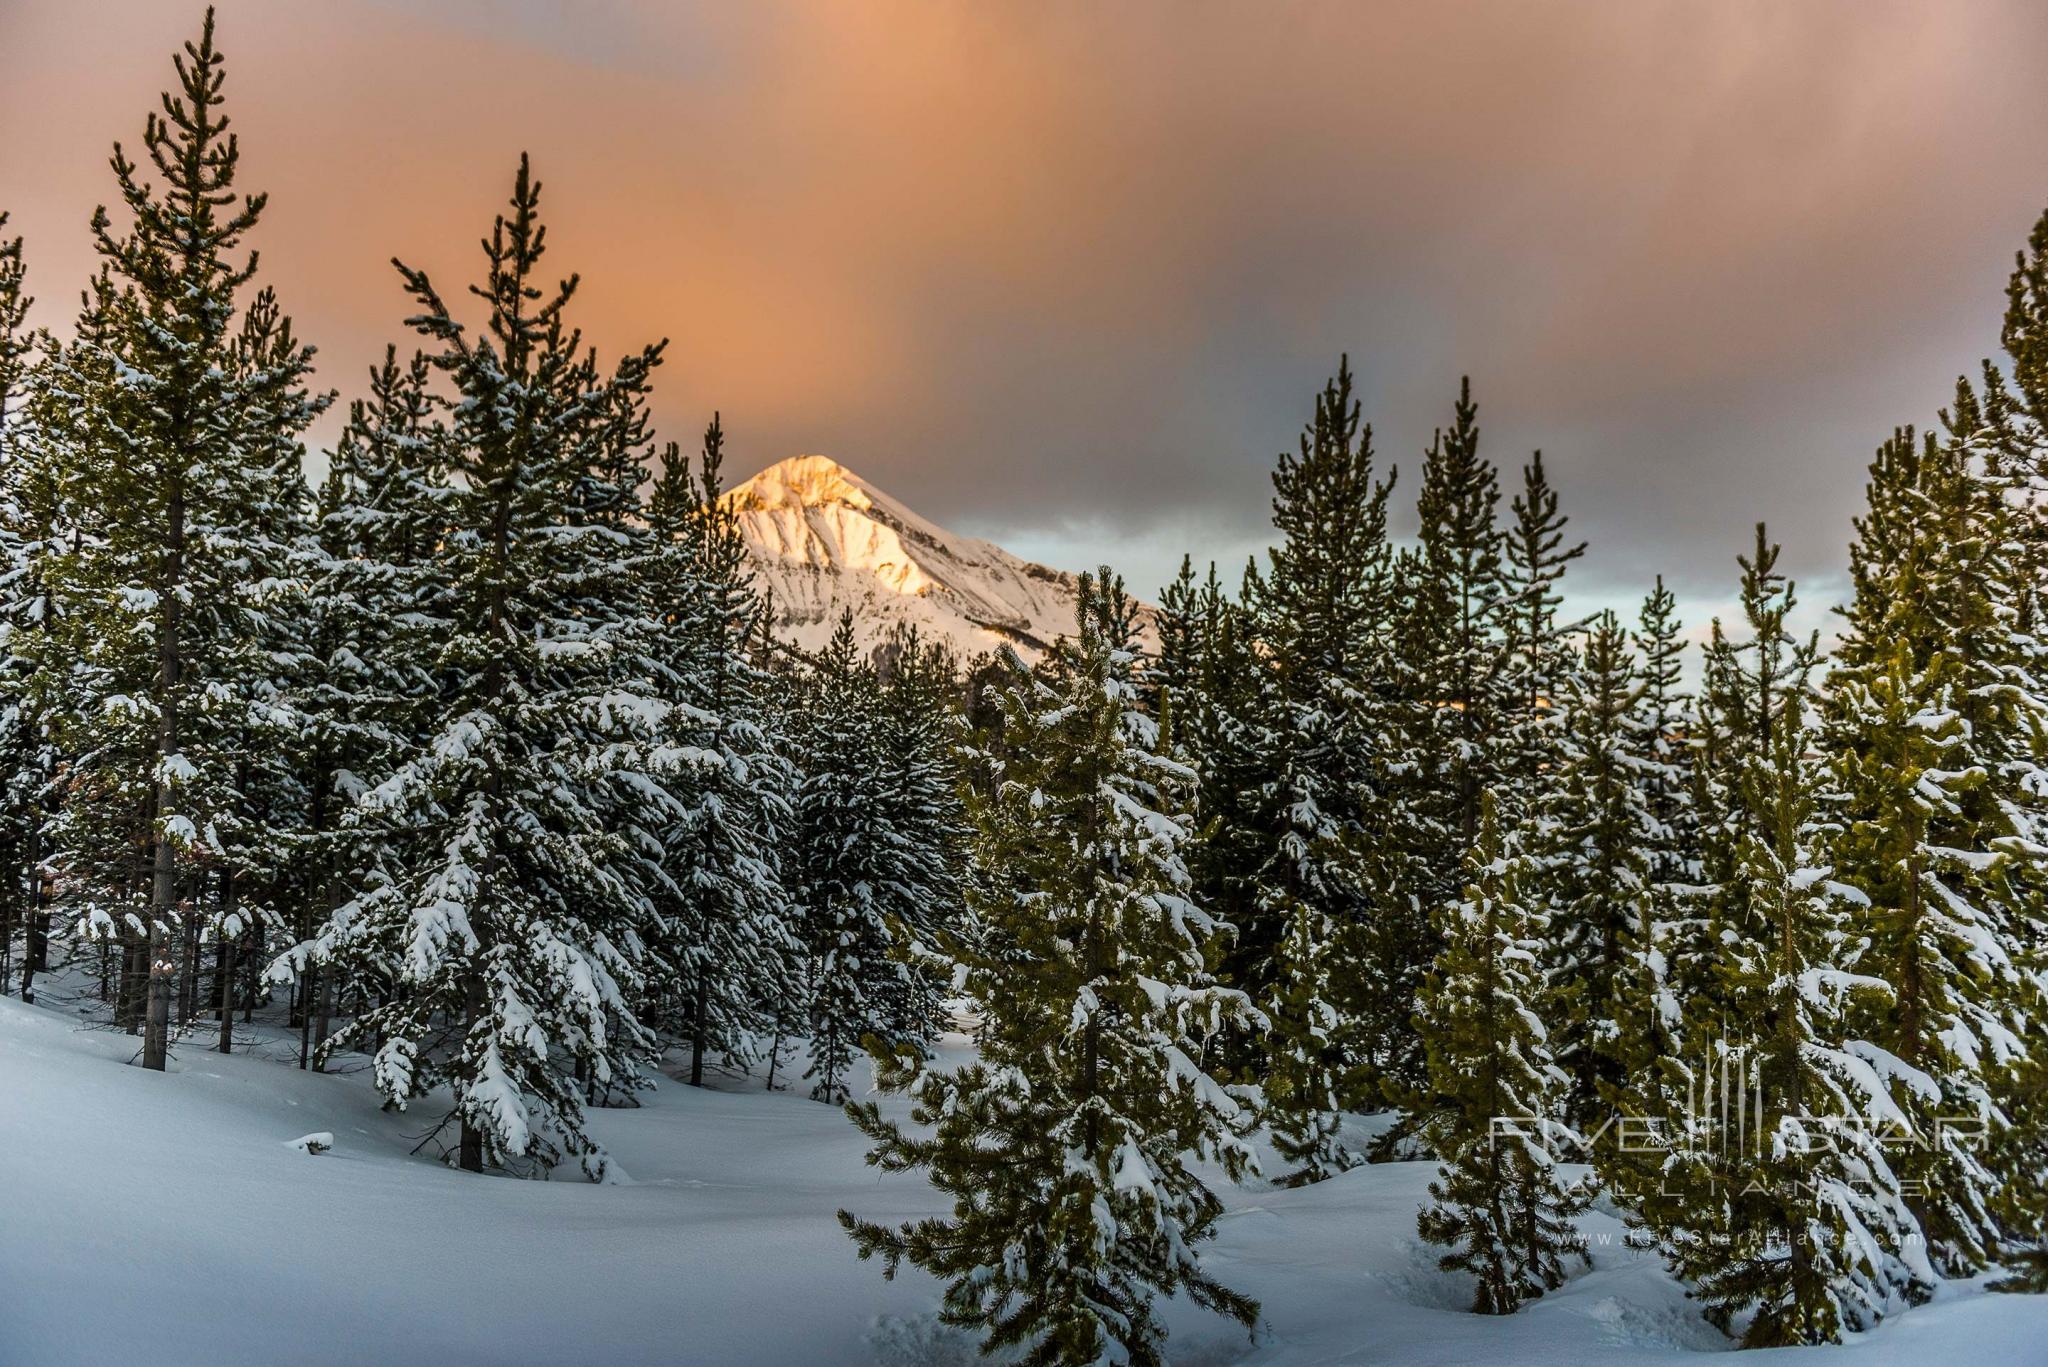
[655, 418, 798, 1090]
[1384, 379, 1511, 976]
[1498, 451, 1585, 811]
[281, 157, 664, 1176]
[792, 610, 903, 1103]
[1612, 529, 1817, 1249]
[200, 285, 328, 1055]
[1691, 526, 1819, 960]
[1159, 560, 1268, 1021]
[1245, 357, 1393, 976]
[0, 211, 28, 450]
[1575, 582, 1700, 1203]
[642, 415, 803, 1090]
[1821, 422, 2034, 1275]
[0, 208, 48, 999]
[841, 571, 1263, 1367]
[31, 10, 324, 1068]
[1375, 379, 1512, 1153]
[1416, 790, 1587, 1314]
[1642, 675, 1936, 1346]
[1264, 893, 1366, 1186]
[1246, 359, 1396, 1158]
[1522, 612, 1660, 1126]
[1145, 553, 1204, 725]
[1152, 558, 1289, 1106]
[1629, 575, 1703, 1015]
[1939, 211, 2048, 1266]
[279, 346, 449, 1067]
[869, 624, 967, 1051]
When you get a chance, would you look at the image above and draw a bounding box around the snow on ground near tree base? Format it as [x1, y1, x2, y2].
[2, 995, 2043, 1367]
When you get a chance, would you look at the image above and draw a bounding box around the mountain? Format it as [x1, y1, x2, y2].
[724, 455, 1097, 662]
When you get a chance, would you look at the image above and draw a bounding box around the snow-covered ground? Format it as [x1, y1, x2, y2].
[2, 993, 2042, 1367]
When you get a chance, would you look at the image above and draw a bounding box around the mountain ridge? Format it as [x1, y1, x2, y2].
[724, 455, 1099, 662]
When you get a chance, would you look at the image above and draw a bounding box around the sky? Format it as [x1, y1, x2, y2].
[5, 0, 2047, 639]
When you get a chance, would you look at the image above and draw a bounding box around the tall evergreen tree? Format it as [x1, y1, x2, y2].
[842, 572, 1262, 1367]
[280, 345, 448, 1066]
[642, 416, 804, 1090]
[1636, 682, 1935, 1345]
[1822, 421, 2042, 1274]
[793, 610, 904, 1103]
[870, 623, 968, 1050]
[283, 157, 665, 1176]
[1523, 613, 1660, 1124]
[1247, 358, 1398, 1171]
[1942, 211, 2048, 1264]
[1416, 791, 1587, 1314]
[1499, 451, 1585, 807]
[0, 208, 48, 999]
[33, 9, 323, 1069]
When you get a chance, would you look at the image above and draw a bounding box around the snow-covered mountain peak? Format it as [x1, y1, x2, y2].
[728, 454, 878, 516]
[723, 455, 1095, 661]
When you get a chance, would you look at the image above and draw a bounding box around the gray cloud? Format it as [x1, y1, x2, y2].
[3, 0, 2045, 633]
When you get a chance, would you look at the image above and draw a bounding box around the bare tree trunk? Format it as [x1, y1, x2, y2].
[689, 964, 708, 1088]
[298, 960, 314, 1070]
[216, 873, 237, 1055]
[312, 968, 334, 1071]
[141, 923, 172, 1070]
[178, 911, 199, 1025]
[122, 934, 144, 1032]
[21, 876, 47, 1001]
[242, 919, 260, 1023]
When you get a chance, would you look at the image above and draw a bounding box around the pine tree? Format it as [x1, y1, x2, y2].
[0, 208, 48, 999]
[1625, 575, 1704, 1028]
[0, 211, 29, 447]
[1376, 378, 1510, 1144]
[270, 346, 450, 1068]
[1416, 791, 1587, 1314]
[1407, 377, 1508, 858]
[32, 9, 324, 1068]
[841, 572, 1262, 1367]
[1691, 526, 1819, 959]
[1499, 451, 1585, 808]
[1524, 613, 1661, 1125]
[642, 416, 804, 1090]
[1821, 420, 2043, 1275]
[284, 157, 664, 1176]
[793, 610, 903, 1103]
[870, 624, 967, 1050]
[1641, 687, 1935, 1345]
[1941, 212, 2048, 1266]
[1246, 359, 1397, 1151]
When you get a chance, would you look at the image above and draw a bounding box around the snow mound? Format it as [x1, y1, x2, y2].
[285, 1131, 334, 1155]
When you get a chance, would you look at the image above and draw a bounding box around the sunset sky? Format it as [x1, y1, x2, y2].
[5, 0, 2047, 631]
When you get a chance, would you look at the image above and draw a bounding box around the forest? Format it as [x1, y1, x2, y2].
[2, 12, 2045, 1366]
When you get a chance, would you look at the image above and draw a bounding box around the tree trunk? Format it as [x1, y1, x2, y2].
[241, 919, 260, 1023]
[142, 922, 173, 1071]
[179, 912, 200, 1024]
[689, 964, 709, 1088]
[298, 961, 314, 1070]
[458, 973, 486, 1172]
[312, 969, 334, 1071]
[143, 477, 184, 1073]
[216, 878, 237, 1056]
